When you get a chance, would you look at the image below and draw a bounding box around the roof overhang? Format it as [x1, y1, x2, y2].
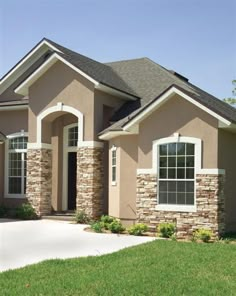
[0, 104, 28, 111]
[100, 85, 234, 141]
[123, 86, 232, 132]
[0, 39, 62, 96]
[0, 132, 6, 144]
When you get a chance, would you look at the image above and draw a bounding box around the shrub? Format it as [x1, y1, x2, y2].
[16, 203, 37, 220]
[128, 223, 148, 236]
[108, 221, 125, 234]
[91, 221, 103, 233]
[74, 210, 90, 224]
[100, 215, 116, 230]
[0, 205, 8, 218]
[157, 222, 176, 238]
[194, 229, 213, 243]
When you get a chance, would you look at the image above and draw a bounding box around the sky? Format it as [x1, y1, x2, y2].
[0, 0, 235, 99]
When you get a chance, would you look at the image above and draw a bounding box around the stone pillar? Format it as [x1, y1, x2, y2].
[26, 149, 52, 216]
[136, 173, 225, 238]
[76, 146, 103, 219]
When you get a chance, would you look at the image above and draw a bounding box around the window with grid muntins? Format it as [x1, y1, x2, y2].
[8, 137, 28, 195]
[158, 142, 195, 205]
[68, 126, 78, 147]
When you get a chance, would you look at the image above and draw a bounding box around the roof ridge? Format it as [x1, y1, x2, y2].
[105, 57, 148, 64]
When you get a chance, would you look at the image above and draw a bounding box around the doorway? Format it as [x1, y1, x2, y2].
[67, 152, 77, 210]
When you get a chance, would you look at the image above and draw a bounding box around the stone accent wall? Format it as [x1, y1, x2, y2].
[136, 173, 225, 238]
[26, 149, 52, 216]
[76, 147, 103, 219]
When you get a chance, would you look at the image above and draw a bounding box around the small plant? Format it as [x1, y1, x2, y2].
[16, 203, 37, 220]
[128, 223, 148, 236]
[157, 222, 176, 238]
[91, 221, 103, 233]
[74, 210, 90, 224]
[108, 221, 125, 234]
[100, 215, 116, 230]
[0, 205, 8, 218]
[193, 229, 213, 243]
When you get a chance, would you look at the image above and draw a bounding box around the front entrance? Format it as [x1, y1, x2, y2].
[67, 152, 77, 210]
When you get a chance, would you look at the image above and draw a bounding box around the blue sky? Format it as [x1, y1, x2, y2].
[0, 0, 235, 99]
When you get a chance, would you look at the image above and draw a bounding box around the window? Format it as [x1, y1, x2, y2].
[158, 142, 195, 206]
[111, 146, 117, 185]
[6, 135, 28, 197]
[68, 126, 78, 147]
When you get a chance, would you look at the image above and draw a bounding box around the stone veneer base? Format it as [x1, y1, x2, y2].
[136, 174, 225, 239]
[76, 146, 103, 219]
[26, 149, 52, 216]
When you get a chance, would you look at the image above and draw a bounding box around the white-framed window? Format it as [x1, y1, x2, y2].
[153, 136, 201, 212]
[111, 145, 117, 185]
[68, 125, 78, 147]
[5, 132, 28, 198]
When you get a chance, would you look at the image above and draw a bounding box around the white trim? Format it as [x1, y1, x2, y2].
[37, 102, 84, 144]
[111, 145, 117, 185]
[0, 105, 28, 111]
[0, 40, 62, 95]
[62, 123, 78, 211]
[123, 86, 231, 132]
[99, 130, 132, 140]
[14, 53, 99, 96]
[4, 132, 28, 199]
[137, 169, 156, 174]
[77, 141, 104, 148]
[198, 169, 225, 175]
[155, 205, 197, 212]
[95, 84, 137, 101]
[27, 143, 52, 150]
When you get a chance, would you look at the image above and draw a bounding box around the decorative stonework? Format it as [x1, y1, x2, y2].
[76, 147, 103, 219]
[136, 173, 225, 239]
[26, 149, 52, 216]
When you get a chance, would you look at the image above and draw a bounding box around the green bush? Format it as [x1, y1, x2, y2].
[194, 229, 213, 243]
[0, 205, 8, 218]
[91, 221, 103, 233]
[100, 215, 116, 230]
[157, 222, 176, 238]
[74, 210, 90, 224]
[128, 223, 148, 236]
[108, 221, 125, 233]
[16, 203, 37, 220]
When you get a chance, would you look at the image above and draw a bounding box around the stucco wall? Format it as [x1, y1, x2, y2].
[28, 61, 95, 142]
[0, 110, 28, 206]
[138, 94, 219, 169]
[218, 129, 236, 232]
[109, 136, 138, 222]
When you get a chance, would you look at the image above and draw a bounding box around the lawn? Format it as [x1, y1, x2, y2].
[0, 240, 235, 296]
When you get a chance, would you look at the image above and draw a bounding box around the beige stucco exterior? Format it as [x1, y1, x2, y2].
[218, 129, 236, 231]
[138, 94, 219, 169]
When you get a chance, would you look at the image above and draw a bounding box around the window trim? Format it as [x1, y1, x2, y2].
[4, 131, 28, 199]
[154, 135, 201, 212]
[111, 145, 117, 186]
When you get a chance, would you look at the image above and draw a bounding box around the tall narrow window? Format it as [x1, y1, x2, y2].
[111, 146, 117, 185]
[158, 142, 195, 205]
[7, 136, 28, 196]
[68, 126, 78, 147]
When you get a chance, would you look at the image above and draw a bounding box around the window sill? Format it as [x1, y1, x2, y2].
[111, 181, 117, 186]
[155, 205, 196, 213]
[4, 194, 27, 199]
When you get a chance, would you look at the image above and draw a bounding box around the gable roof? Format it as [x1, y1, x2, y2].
[1, 38, 236, 132]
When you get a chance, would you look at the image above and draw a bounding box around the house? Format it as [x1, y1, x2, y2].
[0, 38, 235, 238]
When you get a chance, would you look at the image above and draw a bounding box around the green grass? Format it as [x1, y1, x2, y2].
[0, 240, 235, 296]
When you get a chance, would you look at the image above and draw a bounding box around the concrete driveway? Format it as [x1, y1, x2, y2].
[0, 219, 155, 272]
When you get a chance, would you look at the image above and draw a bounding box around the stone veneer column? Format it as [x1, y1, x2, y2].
[136, 173, 225, 239]
[26, 149, 52, 216]
[76, 146, 103, 219]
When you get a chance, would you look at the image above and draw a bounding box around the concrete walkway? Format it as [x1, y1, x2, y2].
[0, 219, 156, 272]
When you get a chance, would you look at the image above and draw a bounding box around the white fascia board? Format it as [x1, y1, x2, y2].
[15, 53, 99, 96]
[0, 40, 62, 95]
[123, 86, 232, 132]
[0, 105, 28, 111]
[99, 130, 132, 140]
[95, 83, 137, 101]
